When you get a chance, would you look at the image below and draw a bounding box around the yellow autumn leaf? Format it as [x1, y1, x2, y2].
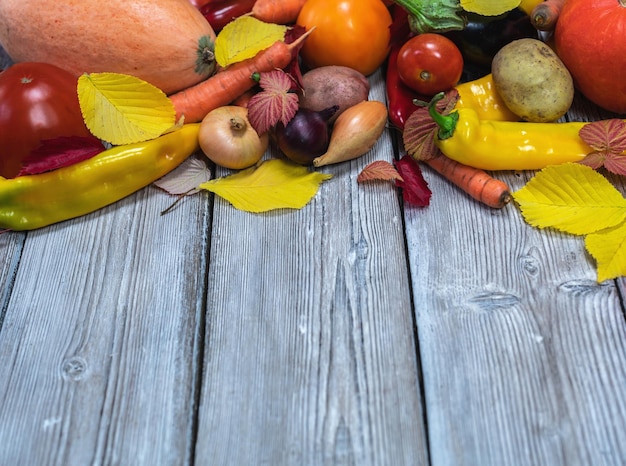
[460, 0, 520, 16]
[513, 163, 626, 235]
[214, 16, 288, 67]
[199, 159, 332, 212]
[585, 221, 626, 282]
[78, 72, 176, 145]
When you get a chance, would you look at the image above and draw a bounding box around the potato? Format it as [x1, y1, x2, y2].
[491, 38, 574, 123]
[299, 66, 370, 123]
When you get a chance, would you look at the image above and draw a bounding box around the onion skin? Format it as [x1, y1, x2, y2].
[313, 101, 388, 167]
[276, 106, 338, 165]
[199, 106, 268, 170]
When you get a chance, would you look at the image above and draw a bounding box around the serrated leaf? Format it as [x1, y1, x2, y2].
[154, 156, 212, 195]
[513, 163, 626, 235]
[394, 154, 431, 207]
[357, 161, 404, 183]
[214, 16, 288, 67]
[579, 119, 626, 176]
[78, 73, 176, 145]
[403, 90, 458, 160]
[402, 0, 465, 33]
[18, 136, 104, 176]
[199, 159, 332, 212]
[247, 70, 299, 134]
[585, 221, 626, 282]
[460, 0, 520, 16]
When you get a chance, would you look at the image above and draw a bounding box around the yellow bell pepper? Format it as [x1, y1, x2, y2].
[518, 0, 544, 16]
[0, 124, 200, 231]
[428, 93, 593, 171]
[455, 73, 520, 122]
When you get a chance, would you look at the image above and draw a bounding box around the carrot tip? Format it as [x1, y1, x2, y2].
[288, 26, 316, 50]
[496, 191, 512, 209]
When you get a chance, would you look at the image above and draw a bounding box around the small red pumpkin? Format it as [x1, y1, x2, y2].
[554, 0, 626, 114]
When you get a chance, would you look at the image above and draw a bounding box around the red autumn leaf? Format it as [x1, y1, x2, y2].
[357, 160, 404, 183]
[394, 154, 431, 207]
[247, 69, 299, 135]
[579, 119, 626, 175]
[403, 89, 458, 161]
[17, 135, 104, 176]
[284, 25, 307, 89]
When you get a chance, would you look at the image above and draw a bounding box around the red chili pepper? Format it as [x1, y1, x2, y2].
[385, 5, 426, 131]
[200, 0, 256, 32]
[386, 45, 423, 131]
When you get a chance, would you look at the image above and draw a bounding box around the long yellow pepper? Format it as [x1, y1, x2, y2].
[0, 124, 200, 231]
[428, 93, 593, 171]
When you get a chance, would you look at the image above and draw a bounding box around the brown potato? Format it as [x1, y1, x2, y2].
[492, 38, 574, 122]
[299, 66, 370, 123]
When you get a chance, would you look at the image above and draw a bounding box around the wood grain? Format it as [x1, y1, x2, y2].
[193, 72, 429, 466]
[0, 187, 210, 465]
[1, 44, 625, 466]
[405, 154, 626, 465]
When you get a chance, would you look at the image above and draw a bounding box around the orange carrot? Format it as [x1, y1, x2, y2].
[170, 32, 308, 123]
[424, 155, 512, 209]
[251, 0, 307, 25]
[231, 89, 256, 108]
[530, 0, 566, 31]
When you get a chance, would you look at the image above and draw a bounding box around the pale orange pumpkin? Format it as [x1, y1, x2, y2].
[0, 0, 216, 94]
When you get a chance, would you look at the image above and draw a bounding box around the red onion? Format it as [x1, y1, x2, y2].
[275, 106, 338, 165]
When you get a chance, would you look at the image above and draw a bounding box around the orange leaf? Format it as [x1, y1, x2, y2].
[357, 160, 404, 183]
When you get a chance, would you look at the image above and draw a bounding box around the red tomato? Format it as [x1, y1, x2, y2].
[554, 0, 626, 114]
[0, 62, 91, 178]
[396, 34, 464, 96]
[296, 0, 392, 76]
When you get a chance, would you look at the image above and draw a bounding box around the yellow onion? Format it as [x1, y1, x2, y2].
[313, 101, 387, 167]
[199, 106, 268, 169]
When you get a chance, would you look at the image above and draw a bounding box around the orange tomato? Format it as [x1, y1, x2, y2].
[296, 0, 392, 76]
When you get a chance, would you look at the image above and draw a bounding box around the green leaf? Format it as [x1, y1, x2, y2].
[585, 221, 626, 282]
[513, 163, 626, 235]
[199, 159, 332, 212]
[78, 73, 176, 145]
[394, 0, 465, 33]
[214, 16, 288, 67]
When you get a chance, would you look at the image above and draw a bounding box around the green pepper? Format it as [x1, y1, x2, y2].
[428, 93, 593, 171]
[0, 124, 200, 231]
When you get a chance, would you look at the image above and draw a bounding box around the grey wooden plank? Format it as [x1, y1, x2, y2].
[0, 44, 11, 69]
[0, 232, 25, 323]
[404, 103, 626, 465]
[0, 184, 210, 466]
[194, 72, 429, 466]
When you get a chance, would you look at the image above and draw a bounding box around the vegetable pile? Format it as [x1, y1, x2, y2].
[1, 0, 626, 281]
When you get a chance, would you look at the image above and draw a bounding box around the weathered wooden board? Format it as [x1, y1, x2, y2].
[1, 43, 626, 466]
[0, 188, 211, 465]
[404, 94, 626, 465]
[193, 72, 429, 466]
[0, 231, 23, 312]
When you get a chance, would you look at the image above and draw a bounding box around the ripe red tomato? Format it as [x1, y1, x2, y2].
[396, 34, 464, 96]
[0, 62, 91, 178]
[296, 0, 392, 76]
[554, 0, 626, 114]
